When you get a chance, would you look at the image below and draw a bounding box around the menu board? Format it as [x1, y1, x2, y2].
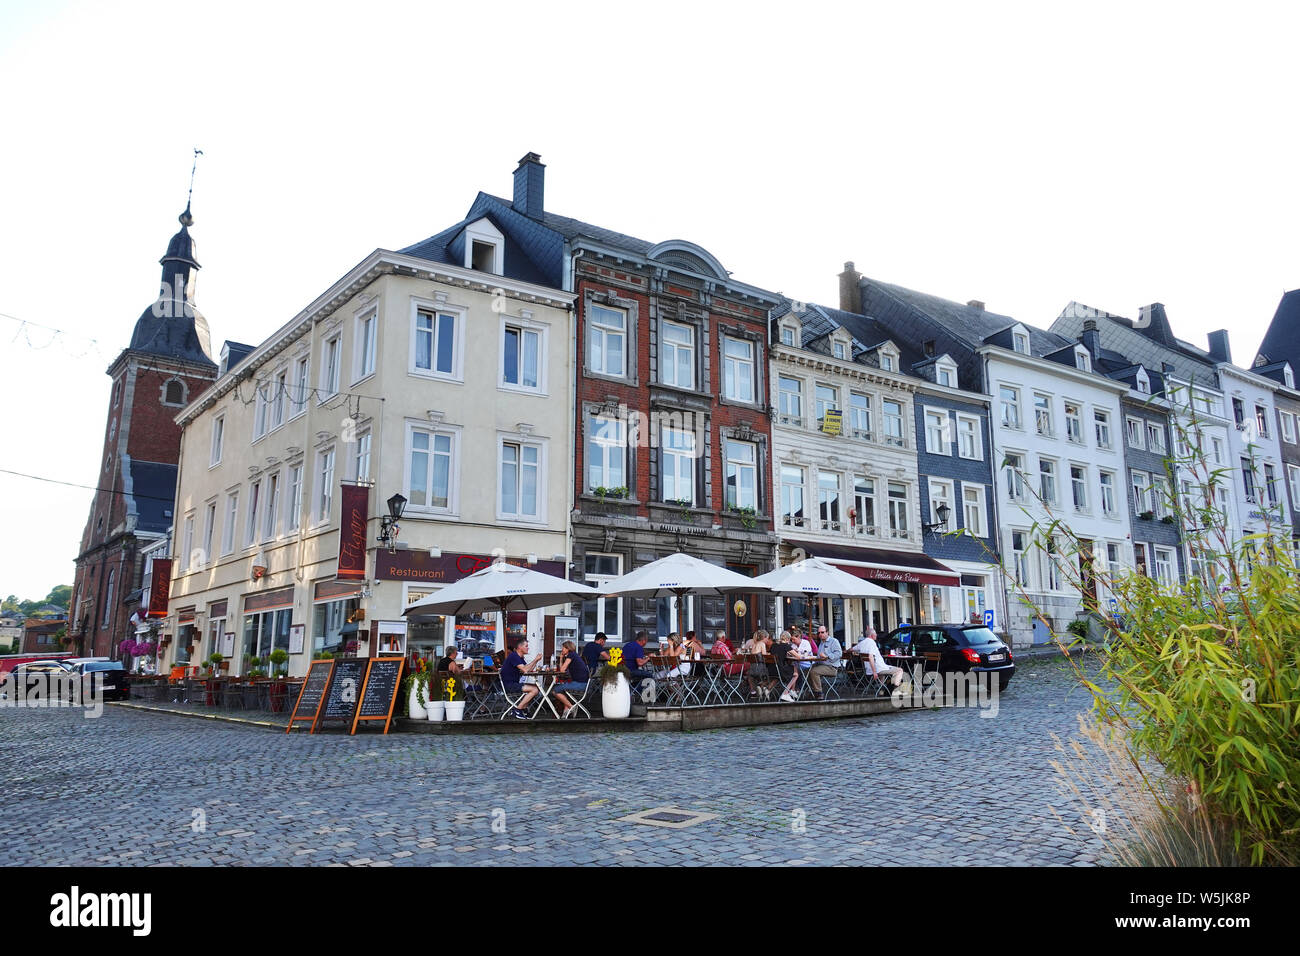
[350, 657, 404, 735]
[286, 660, 333, 733]
[314, 657, 368, 732]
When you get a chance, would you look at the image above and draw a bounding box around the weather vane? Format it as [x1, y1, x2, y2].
[185, 147, 203, 216]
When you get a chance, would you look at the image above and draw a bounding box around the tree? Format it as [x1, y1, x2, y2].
[44, 585, 71, 612]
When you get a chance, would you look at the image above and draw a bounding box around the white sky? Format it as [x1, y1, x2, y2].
[2, 0, 1299, 600]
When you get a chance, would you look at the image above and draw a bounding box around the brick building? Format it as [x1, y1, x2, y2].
[69, 206, 218, 657]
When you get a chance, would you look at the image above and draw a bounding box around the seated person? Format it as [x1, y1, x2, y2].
[781, 629, 815, 701]
[807, 625, 842, 698]
[858, 627, 907, 688]
[621, 631, 655, 697]
[679, 630, 704, 675]
[581, 633, 610, 671]
[742, 629, 772, 697]
[712, 630, 746, 676]
[501, 639, 542, 718]
[654, 632, 683, 679]
[553, 640, 591, 717]
[435, 646, 464, 675]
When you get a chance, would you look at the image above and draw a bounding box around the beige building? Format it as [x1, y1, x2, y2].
[163, 247, 574, 677]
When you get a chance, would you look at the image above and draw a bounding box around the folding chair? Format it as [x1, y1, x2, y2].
[562, 675, 595, 719]
[498, 674, 536, 719]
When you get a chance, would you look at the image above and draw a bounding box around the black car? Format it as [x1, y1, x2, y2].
[880, 623, 1015, 691]
[3, 659, 76, 699]
[67, 659, 130, 701]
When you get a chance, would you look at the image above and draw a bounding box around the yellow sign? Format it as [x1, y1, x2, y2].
[733, 600, 747, 617]
[820, 409, 843, 436]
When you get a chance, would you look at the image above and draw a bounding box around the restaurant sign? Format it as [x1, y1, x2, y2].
[337, 484, 370, 580]
[375, 550, 564, 583]
[146, 559, 172, 618]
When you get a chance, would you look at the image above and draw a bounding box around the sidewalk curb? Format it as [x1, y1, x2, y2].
[111, 701, 286, 731]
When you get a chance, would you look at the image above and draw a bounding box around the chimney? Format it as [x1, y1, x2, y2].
[967, 300, 985, 311]
[512, 152, 545, 220]
[1079, 318, 1101, 358]
[838, 261, 862, 314]
[1207, 329, 1232, 364]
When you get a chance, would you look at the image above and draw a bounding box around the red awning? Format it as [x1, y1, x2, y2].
[783, 539, 961, 587]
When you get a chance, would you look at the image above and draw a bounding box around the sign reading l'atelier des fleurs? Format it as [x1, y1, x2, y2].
[374, 550, 565, 583]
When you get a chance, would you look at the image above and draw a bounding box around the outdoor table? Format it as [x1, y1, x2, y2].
[464, 668, 499, 720]
[524, 667, 563, 720]
[694, 655, 742, 705]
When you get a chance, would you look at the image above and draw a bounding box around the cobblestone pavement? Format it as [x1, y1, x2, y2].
[0, 657, 1108, 866]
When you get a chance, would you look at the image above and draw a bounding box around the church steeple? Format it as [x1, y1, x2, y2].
[128, 204, 215, 367]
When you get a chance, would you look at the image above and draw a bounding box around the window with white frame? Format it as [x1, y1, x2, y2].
[1034, 393, 1053, 437]
[1042, 537, 1062, 590]
[660, 321, 694, 389]
[1152, 475, 1172, 518]
[1211, 437, 1224, 465]
[1263, 463, 1279, 508]
[1038, 457, 1058, 505]
[315, 447, 335, 524]
[1126, 416, 1144, 449]
[887, 481, 909, 538]
[1003, 452, 1027, 501]
[1000, 386, 1021, 429]
[882, 399, 905, 446]
[321, 335, 341, 398]
[925, 409, 950, 454]
[781, 465, 805, 526]
[1099, 470, 1117, 516]
[253, 384, 269, 440]
[588, 305, 627, 378]
[287, 464, 303, 532]
[1136, 370, 1150, 394]
[818, 471, 842, 531]
[724, 439, 757, 510]
[1241, 457, 1257, 503]
[262, 472, 280, 542]
[723, 337, 756, 402]
[179, 515, 195, 572]
[1012, 330, 1030, 355]
[661, 427, 696, 505]
[956, 414, 981, 460]
[1255, 404, 1270, 439]
[406, 428, 454, 512]
[413, 308, 459, 378]
[271, 369, 287, 429]
[849, 392, 871, 439]
[1146, 422, 1166, 455]
[245, 479, 262, 546]
[853, 476, 876, 532]
[780, 326, 795, 346]
[928, 478, 953, 530]
[1094, 409, 1112, 449]
[833, 340, 847, 360]
[1281, 411, 1297, 444]
[936, 359, 957, 388]
[210, 414, 225, 466]
[962, 484, 985, 537]
[815, 384, 838, 425]
[353, 430, 371, 483]
[202, 502, 215, 566]
[1064, 402, 1083, 444]
[1153, 547, 1175, 588]
[353, 311, 377, 382]
[778, 376, 804, 426]
[500, 440, 541, 520]
[502, 323, 540, 390]
[1193, 390, 1216, 416]
[587, 415, 626, 492]
[1075, 349, 1091, 372]
[580, 553, 623, 640]
[1132, 471, 1150, 513]
[291, 356, 310, 417]
[1287, 367, 1296, 389]
[1010, 530, 1031, 586]
[221, 491, 238, 556]
[1287, 464, 1300, 508]
[878, 346, 898, 371]
[1069, 464, 1088, 511]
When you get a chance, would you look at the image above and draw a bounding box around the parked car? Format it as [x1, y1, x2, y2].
[880, 623, 1015, 691]
[1, 658, 76, 700]
[67, 659, 129, 701]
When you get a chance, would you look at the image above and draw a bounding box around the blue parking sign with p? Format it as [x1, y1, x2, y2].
[983, 610, 994, 628]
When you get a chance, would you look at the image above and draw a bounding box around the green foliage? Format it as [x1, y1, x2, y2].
[593, 486, 628, 500]
[728, 505, 759, 530]
[268, 648, 289, 676]
[1066, 619, 1089, 640]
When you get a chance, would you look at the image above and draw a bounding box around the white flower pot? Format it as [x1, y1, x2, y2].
[425, 701, 446, 721]
[444, 701, 466, 721]
[408, 686, 427, 721]
[602, 672, 631, 719]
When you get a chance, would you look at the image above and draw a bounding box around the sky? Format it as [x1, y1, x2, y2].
[2, 0, 1299, 600]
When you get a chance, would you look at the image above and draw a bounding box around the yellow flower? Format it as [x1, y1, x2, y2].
[444, 677, 457, 701]
[609, 648, 623, 668]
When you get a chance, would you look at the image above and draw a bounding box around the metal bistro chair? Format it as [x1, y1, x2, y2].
[498, 672, 535, 719]
[815, 661, 844, 701]
[650, 654, 687, 707]
[561, 673, 595, 719]
[465, 670, 504, 720]
[711, 655, 747, 705]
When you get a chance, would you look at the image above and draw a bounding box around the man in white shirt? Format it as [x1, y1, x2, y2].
[854, 626, 907, 688]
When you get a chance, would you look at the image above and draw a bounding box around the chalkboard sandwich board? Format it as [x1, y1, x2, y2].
[312, 656, 369, 733]
[350, 656, 405, 735]
[286, 659, 334, 733]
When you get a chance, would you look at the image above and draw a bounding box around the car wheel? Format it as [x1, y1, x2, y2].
[998, 675, 1011, 692]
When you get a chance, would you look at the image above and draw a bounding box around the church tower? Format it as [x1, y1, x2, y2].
[70, 206, 218, 657]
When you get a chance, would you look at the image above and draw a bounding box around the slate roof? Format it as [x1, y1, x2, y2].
[1050, 303, 1222, 390]
[129, 461, 178, 535]
[1256, 289, 1300, 371]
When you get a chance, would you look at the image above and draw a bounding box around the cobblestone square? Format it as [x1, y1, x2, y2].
[0, 657, 1108, 866]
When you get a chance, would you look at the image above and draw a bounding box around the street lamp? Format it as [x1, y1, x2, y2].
[378, 492, 407, 553]
[922, 502, 951, 534]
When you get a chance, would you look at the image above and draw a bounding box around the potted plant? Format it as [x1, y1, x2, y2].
[671, 497, 693, 523]
[268, 648, 289, 678]
[443, 674, 466, 721]
[1160, 514, 1176, 524]
[599, 647, 633, 719]
[728, 505, 759, 530]
[425, 667, 446, 722]
[1139, 509, 1155, 520]
[404, 658, 430, 720]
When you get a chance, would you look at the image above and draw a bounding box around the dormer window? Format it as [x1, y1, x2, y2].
[1075, 347, 1091, 372]
[781, 326, 795, 347]
[1286, 365, 1295, 389]
[1012, 330, 1030, 355]
[463, 218, 504, 275]
[833, 340, 847, 360]
[876, 342, 899, 372]
[935, 355, 958, 389]
[1136, 369, 1150, 394]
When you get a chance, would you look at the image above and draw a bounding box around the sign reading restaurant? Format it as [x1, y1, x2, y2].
[375, 550, 565, 583]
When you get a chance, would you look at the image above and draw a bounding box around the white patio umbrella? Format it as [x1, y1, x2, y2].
[403, 561, 601, 651]
[750, 557, 899, 600]
[598, 552, 759, 638]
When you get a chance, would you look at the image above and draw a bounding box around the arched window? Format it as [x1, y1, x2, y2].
[160, 378, 187, 406]
[102, 569, 116, 627]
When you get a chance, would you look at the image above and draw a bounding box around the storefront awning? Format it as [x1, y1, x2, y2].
[783, 539, 961, 587]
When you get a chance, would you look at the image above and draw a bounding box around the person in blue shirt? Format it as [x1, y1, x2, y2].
[622, 630, 655, 699]
[501, 639, 541, 718]
[553, 640, 590, 717]
[581, 633, 610, 671]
